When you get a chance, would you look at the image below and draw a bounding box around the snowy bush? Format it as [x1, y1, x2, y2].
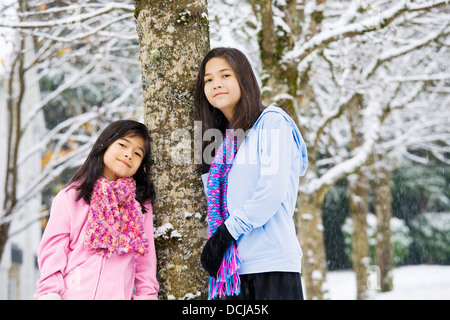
[342, 213, 412, 266]
[409, 212, 450, 264]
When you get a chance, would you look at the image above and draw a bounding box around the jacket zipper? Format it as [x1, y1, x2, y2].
[92, 256, 106, 299]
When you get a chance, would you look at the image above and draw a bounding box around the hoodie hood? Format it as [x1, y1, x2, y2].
[254, 105, 308, 176]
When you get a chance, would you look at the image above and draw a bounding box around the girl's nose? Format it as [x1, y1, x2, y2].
[213, 80, 222, 89]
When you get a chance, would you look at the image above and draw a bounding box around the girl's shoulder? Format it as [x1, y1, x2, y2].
[254, 105, 294, 130]
[52, 183, 83, 207]
[60, 183, 80, 197]
[48, 184, 89, 226]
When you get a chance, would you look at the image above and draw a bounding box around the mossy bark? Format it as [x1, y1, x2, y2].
[134, 0, 210, 300]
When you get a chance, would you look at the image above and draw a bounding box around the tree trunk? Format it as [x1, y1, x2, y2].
[297, 186, 329, 300]
[134, 0, 210, 300]
[0, 29, 25, 262]
[348, 171, 370, 300]
[348, 93, 371, 300]
[373, 158, 394, 292]
[250, 0, 300, 120]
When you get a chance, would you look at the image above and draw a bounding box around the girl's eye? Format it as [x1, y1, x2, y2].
[135, 152, 142, 158]
[204, 78, 212, 83]
[119, 143, 126, 148]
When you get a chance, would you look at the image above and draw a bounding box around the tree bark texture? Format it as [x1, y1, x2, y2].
[348, 171, 370, 300]
[348, 93, 370, 300]
[297, 190, 329, 300]
[134, 0, 210, 300]
[373, 159, 394, 292]
[251, 0, 300, 121]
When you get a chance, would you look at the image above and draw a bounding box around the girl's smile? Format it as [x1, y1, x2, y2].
[213, 92, 227, 98]
[118, 159, 131, 168]
[204, 57, 242, 121]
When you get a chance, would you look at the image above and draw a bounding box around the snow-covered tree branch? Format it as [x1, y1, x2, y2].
[0, 2, 133, 29]
[284, 0, 448, 64]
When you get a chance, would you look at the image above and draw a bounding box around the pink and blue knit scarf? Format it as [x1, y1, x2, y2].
[206, 130, 241, 299]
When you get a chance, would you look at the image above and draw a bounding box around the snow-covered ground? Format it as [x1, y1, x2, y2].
[327, 265, 450, 300]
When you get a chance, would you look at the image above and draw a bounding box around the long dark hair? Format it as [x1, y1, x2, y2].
[194, 47, 265, 148]
[68, 120, 155, 213]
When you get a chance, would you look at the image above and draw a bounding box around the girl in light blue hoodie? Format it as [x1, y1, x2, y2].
[195, 47, 308, 300]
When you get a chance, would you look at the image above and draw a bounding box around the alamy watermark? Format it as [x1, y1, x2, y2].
[165, 121, 282, 175]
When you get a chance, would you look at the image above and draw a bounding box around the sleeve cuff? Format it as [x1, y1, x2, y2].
[225, 210, 253, 241]
[37, 293, 62, 300]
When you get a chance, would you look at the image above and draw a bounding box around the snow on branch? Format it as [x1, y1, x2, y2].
[283, 0, 448, 64]
[16, 3, 134, 18]
[20, 59, 97, 134]
[303, 131, 377, 195]
[387, 73, 450, 82]
[363, 25, 449, 78]
[302, 101, 384, 195]
[0, 3, 133, 29]
[20, 13, 135, 43]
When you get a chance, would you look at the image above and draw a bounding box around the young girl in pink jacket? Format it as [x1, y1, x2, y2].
[34, 120, 159, 300]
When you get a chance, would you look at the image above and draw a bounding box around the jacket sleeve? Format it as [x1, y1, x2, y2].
[225, 114, 297, 240]
[133, 202, 159, 300]
[34, 190, 71, 300]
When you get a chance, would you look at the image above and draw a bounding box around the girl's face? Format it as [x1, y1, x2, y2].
[102, 134, 145, 181]
[204, 57, 242, 121]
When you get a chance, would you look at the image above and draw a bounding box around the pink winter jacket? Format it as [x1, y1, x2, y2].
[34, 185, 159, 300]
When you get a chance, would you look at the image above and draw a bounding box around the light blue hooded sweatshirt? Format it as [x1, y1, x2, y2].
[202, 105, 308, 275]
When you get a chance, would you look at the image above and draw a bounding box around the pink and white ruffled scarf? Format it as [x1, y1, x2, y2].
[84, 177, 149, 258]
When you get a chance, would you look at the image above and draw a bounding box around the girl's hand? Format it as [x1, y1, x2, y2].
[200, 223, 234, 277]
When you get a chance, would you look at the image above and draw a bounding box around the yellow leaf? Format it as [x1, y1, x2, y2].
[41, 151, 54, 168]
[82, 122, 94, 134]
